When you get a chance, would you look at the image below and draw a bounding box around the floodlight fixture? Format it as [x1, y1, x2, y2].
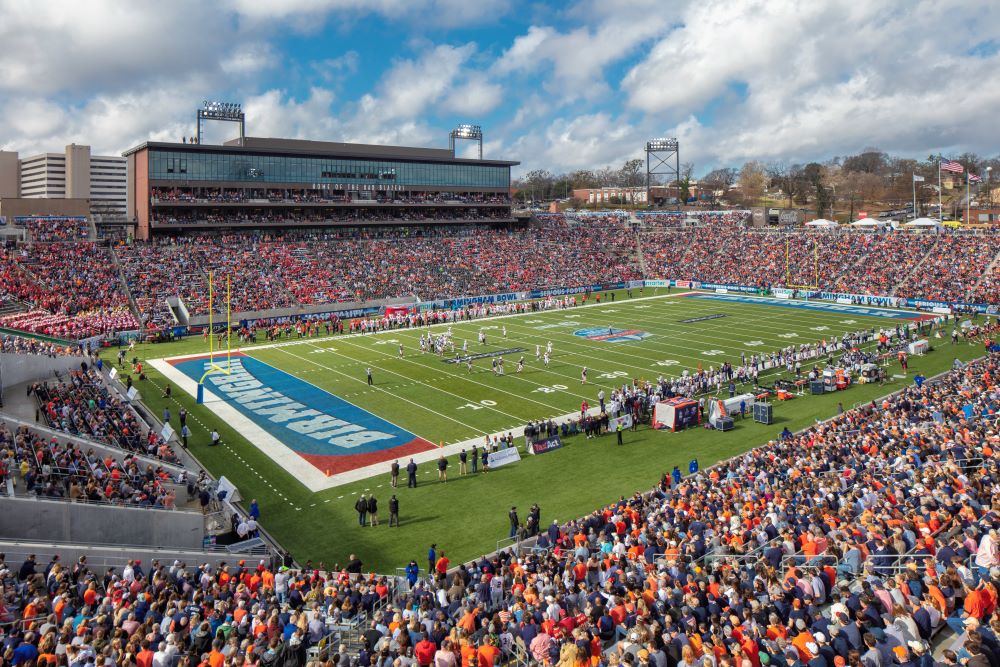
[449, 123, 484, 159]
[646, 138, 679, 152]
[645, 137, 680, 205]
[196, 100, 246, 145]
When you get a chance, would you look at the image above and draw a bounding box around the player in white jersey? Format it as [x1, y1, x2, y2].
[399, 344, 404, 358]
[502, 325, 507, 337]
[535, 344, 541, 361]
[516, 357, 524, 373]
[462, 339, 468, 352]
[546, 340, 553, 354]
[467, 358, 474, 373]
[581, 367, 588, 384]
[543, 351, 550, 367]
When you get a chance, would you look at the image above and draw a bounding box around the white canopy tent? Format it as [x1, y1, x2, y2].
[804, 218, 838, 227]
[905, 217, 942, 228]
[850, 219, 882, 227]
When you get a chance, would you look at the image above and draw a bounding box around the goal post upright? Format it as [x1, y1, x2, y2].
[197, 272, 233, 404]
[785, 236, 820, 292]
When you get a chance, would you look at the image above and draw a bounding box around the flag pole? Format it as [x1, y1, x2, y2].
[966, 173, 970, 225]
[912, 173, 916, 219]
[938, 158, 942, 222]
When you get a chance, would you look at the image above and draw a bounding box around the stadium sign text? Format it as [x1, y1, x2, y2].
[202, 359, 395, 450]
[679, 314, 727, 324]
[442, 347, 526, 364]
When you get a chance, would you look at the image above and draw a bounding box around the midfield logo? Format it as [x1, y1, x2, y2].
[574, 327, 651, 343]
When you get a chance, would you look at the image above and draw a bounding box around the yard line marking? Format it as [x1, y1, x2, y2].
[271, 346, 490, 437]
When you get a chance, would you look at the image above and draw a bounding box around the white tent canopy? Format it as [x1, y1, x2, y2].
[805, 218, 838, 227]
[905, 217, 941, 227]
[850, 219, 882, 227]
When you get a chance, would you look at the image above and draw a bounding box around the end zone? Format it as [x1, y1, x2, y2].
[152, 353, 438, 491]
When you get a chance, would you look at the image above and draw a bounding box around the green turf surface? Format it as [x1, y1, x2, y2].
[110, 290, 983, 573]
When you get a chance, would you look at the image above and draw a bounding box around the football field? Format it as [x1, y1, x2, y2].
[125, 290, 973, 571]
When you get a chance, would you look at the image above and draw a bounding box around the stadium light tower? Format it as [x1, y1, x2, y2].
[197, 100, 246, 146]
[645, 138, 679, 206]
[449, 124, 483, 160]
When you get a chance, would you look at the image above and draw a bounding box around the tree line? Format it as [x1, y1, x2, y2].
[514, 149, 999, 217]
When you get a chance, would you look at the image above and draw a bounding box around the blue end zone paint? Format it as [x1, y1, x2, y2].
[171, 355, 428, 464]
[684, 294, 926, 319]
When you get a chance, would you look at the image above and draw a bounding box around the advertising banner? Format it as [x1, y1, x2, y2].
[529, 436, 563, 455]
[488, 447, 522, 468]
[701, 283, 758, 294]
[608, 414, 633, 431]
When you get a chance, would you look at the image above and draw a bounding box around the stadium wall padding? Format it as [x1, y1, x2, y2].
[0, 353, 85, 391]
[0, 496, 204, 549]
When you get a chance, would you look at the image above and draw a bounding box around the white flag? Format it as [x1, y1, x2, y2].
[913, 174, 925, 182]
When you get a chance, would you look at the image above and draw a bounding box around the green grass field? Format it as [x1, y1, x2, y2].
[111, 290, 982, 573]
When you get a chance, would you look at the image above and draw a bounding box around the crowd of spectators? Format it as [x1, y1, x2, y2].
[897, 235, 999, 304]
[642, 226, 1000, 302]
[150, 187, 510, 207]
[119, 218, 642, 328]
[151, 207, 513, 228]
[0, 243, 138, 338]
[30, 369, 180, 464]
[1, 218, 999, 338]
[0, 334, 85, 357]
[0, 421, 179, 508]
[12, 217, 90, 242]
[0, 343, 996, 666]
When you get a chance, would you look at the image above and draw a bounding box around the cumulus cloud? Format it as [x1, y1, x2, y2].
[444, 80, 504, 116]
[494, 0, 679, 99]
[620, 0, 1000, 166]
[225, 0, 511, 28]
[2, 0, 1000, 176]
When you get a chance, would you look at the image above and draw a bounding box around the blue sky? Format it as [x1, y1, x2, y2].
[1, 0, 999, 178]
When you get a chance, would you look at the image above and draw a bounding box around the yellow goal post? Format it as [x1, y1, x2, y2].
[196, 272, 233, 404]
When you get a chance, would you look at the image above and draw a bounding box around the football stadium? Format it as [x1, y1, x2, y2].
[0, 4, 999, 666]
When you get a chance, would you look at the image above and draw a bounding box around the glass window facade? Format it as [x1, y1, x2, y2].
[148, 150, 510, 188]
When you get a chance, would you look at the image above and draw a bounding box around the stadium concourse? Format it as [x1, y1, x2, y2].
[0, 338, 997, 666]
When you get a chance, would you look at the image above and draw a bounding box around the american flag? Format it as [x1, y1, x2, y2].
[968, 173, 982, 182]
[940, 159, 965, 173]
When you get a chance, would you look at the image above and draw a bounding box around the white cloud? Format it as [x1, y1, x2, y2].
[371, 43, 477, 121]
[0, 80, 209, 156]
[225, 0, 511, 27]
[494, 0, 678, 99]
[0, 0, 233, 95]
[619, 0, 1000, 166]
[312, 51, 361, 81]
[444, 80, 504, 116]
[221, 43, 279, 75]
